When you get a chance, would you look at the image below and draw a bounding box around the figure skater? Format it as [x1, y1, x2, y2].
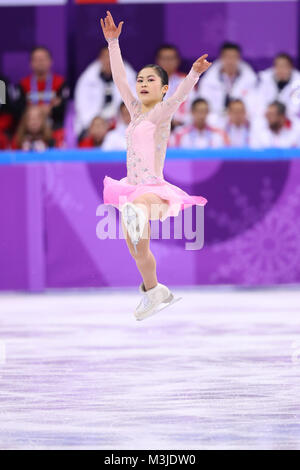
[100, 11, 210, 321]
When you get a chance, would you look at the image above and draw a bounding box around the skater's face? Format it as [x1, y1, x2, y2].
[156, 48, 180, 76]
[274, 57, 292, 82]
[228, 101, 246, 126]
[136, 68, 168, 104]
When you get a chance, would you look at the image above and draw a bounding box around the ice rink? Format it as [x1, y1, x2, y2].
[0, 286, 300, 450]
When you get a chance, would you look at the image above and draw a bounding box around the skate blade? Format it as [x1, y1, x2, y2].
[135, 296, 183, 321]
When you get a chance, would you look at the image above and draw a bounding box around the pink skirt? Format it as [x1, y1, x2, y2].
[103, 175, 208, 222]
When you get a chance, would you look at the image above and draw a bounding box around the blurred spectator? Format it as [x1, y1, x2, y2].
[221, 99, 250, 147]
[74, 46, 136, 138]
[169, 98, 229, 149]
[17, 47, 70, 131]
[12, 105, 55, 151]
[196, 42, 257, 121]
[250, 53, 300, 120]
[102, 102, 130, 151]
[0, 74, 20, 144]
[250, 101, 300, 148]
[78, 116, 109, 148]
[0, 132, 8, 150]
[155, 44, 196, 129]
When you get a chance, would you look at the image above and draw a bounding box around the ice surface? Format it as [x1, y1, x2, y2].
[0, 286, 299, 450]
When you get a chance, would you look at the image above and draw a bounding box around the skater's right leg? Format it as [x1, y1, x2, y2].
[121, 218, 158, 291]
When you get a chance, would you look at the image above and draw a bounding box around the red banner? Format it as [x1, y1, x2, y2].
[75, 0, 117, 4]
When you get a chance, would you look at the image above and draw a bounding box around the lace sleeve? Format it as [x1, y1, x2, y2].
[107, 37, 138, 118]
[159, 67, 201, 121]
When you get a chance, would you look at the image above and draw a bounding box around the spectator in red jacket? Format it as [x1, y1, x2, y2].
[0, 131, 9, 150]
[12, 105, 55, 151]
[78, 116, 110, 148]
[0, 74, 21, 146]
[17, 46, 70, 131]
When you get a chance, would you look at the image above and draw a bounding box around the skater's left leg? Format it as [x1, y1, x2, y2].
[121, 193, 169, 291]
[121, 199, 182, 320]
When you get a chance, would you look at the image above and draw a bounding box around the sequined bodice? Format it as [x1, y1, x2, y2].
[107, 37, 201, 186]
[125, 106, 171, 185]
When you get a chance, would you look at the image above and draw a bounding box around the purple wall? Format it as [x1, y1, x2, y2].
[0, 6, 66, 83]
[0, 1, 298, 85]
[1, 154, 300, 291]
[165, 1, 298, 70]
[73, 4, 165, 83]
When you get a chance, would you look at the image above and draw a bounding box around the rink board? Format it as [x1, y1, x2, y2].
[0, 149, 300, 291]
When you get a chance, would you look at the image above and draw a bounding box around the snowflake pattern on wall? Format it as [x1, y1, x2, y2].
[44, 163, 84, 212]
[210, 184, 300, 284]
[207, 176, 276, 243]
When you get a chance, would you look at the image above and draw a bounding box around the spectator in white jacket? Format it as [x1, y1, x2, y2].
[102, 102, 130, 151]
[74, 45, 136, 137]
[250, 101, 300, 148]
[249, 53, 300, 121]
[169, 98, 229, 149]
[221, 99, 251, 147]
[155, 44, 197, 130]
[196, 42, 257, 122]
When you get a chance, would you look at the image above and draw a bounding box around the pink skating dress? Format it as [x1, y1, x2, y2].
[103, 37, 208, 222]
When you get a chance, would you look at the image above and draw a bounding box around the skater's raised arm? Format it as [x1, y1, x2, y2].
[100, 11, 138, 118]
[160, 54, 212, 120]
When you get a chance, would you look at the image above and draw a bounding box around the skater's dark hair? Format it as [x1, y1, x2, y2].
[220, 42, 242, 56]
[191, 97, 209, 111]
[137, 64, 169, 100]
[269, 100, 286, 116]
[274, 53, 294, 67]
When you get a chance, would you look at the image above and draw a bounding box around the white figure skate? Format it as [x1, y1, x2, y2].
[134, 282, 182, 321]
[121, 202, 147, 253]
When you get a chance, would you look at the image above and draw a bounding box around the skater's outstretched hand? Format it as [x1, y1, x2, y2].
[192, 54, 212, 74]
[100, 10, 124, 41]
